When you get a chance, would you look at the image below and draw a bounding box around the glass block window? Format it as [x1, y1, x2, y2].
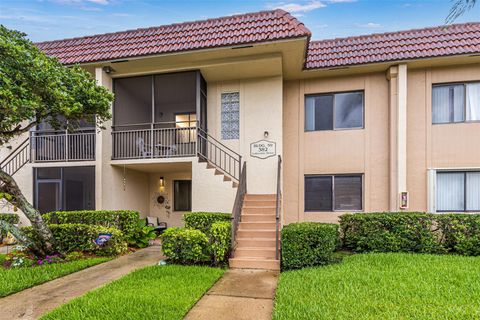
[221, 92, 240, 140]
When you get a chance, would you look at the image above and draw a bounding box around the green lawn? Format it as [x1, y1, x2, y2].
[0, 255, 109, 297]
[41, 265, 225, 320]
[274, 253, 480, 320]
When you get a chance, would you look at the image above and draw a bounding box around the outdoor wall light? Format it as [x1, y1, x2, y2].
[264, 131, 269, 138]
[102, 66, 115, 74]
[159, 177, 165, 188]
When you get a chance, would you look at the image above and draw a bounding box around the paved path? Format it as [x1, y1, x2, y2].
[184, 269, 279, 320]
[0, 246, 164, 320]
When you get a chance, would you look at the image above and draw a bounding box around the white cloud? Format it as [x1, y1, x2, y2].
[51, 0, 109, 5]
[273, 1, 326, 13]
[86, 0, 109, 4]
[327, 0, 356, 3]
[355, 22, 382, 28]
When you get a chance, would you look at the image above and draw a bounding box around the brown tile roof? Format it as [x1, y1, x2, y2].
[36, 9, 311, 65]
[306, 22, 480, 69]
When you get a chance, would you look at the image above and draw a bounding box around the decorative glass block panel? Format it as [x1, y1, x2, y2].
[221, 92, 240, 140]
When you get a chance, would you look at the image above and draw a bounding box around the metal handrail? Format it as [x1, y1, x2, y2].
[0, 138, 30, 176]
[30, 130, 96, 162]
[231, 161, 247, 253]
[275, 155, 282, 260]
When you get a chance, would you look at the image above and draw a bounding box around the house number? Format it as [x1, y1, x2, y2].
[250, 140, 276, 159]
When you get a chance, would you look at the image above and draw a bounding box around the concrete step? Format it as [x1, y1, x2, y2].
[214, 169, 223, 175]
[242, 206, 276, 215]
[241, 214, 276, 222]
[244, 194, 276, 201]
[206, 163, 215, 169]
[236, 238, 276, 248]
[229, 257, 280, 270]
[223, 175, 231, 182]
[243, 200, 276, 207]
[234, 247, 277, 259]
[232, 182, 238, 188]
[239, 222, 276, 230]
[237, 229, 276, 239]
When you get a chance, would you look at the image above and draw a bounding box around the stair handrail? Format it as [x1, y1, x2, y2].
[230, 161, 247, 253]
[275, 155, 282, 260]
[197, 127, 242, 181]
[0, 137, 30, 176]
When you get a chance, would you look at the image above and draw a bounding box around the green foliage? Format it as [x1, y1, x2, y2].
[0, 257, 109, 297]
[183, 212, 231, 235]
[0, 213, 19, 224]
[64, 252, 84, 262]
[161, 228, 210, 264]
[5, 250, 34, 268]
[274, 253, 480, 320]
[210, 221, 231, 265]
[436, 214, 480, 255]
[281, 222, 339, 270]
[0, 25, 113, 145]
[41, 265, 225, 320]
[43, 210, 139, 239]
[23, 224, 127, 256]
[127, 219, 157, 248]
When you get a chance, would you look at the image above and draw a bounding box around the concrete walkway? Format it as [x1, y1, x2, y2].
[0, 246, 163, 320]
[184, 269, 279, 320]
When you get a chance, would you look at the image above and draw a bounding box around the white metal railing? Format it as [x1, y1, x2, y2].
[112, 123, 197, 160]
[30, 129, 96, 162]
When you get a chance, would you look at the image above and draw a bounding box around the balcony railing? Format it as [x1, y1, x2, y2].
[30, 129, 96, 162]
[112, 123, 197, 160]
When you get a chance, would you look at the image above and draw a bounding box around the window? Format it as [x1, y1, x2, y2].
[221, 92, 240, 140]
[175, 113, 197, 143]
[174, 180, 192, 211]
[432, 82, 480, 124]
[34, 167, 95, 214]
[437, 171, 480, 212]
[305, 91, 364, 131]
[305, 175, 362, 212]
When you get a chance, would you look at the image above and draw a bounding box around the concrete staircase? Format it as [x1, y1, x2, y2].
[229, 194, 280, 271]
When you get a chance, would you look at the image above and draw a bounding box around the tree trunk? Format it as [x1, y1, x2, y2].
[0, 168, 55, 257]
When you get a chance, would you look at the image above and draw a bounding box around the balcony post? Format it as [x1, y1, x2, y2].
[64, 129, 68, 162]
[150, 123, 154, 158]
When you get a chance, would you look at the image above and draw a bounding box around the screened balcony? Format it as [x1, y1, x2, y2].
[111, 71, 207, 160]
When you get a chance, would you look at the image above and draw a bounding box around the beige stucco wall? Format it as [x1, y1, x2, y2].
[207, 76, 283, 194]
[283, 72, 390, 224]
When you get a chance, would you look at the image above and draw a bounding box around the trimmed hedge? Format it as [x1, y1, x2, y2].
[183, 212, 231, 235]
[210, 221, 231, 265]
[340, 213, 480, 255]
[281, 222, 339, 270]
[23, 224, 127, 256]
[43, 210, 139, 238]
[161, 227, 210, 264]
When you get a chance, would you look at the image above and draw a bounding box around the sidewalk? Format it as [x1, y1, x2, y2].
[0, 246, 163, 320]
[184, 269, 279, 320]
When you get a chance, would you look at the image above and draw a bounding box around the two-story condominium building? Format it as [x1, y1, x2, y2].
[2, 9, 479, 269]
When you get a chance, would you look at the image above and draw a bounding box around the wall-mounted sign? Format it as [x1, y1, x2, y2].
[250, 140, 276, 159]
[399, 191, 409, 209]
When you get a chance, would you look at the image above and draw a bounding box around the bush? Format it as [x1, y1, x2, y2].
[437, 214, 480, 255]
[23, 224, 127, 256]
[43, 210, 139, 238]
[281, 222, 339, 270]
[210, 221, 231, 265]
[127, 219, 157, 248]
[0, 213, 20, 240]
[161, 228, 210, 264]
[183, 212, 231, 235]
[340, 213, 444, 254]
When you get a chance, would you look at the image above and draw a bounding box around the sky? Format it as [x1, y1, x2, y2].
[0, 0, 479, 42]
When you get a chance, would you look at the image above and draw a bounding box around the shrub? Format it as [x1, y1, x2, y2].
[43, 210, 139, 238]
[183, 212, 231, 235]
[64, 251, 84, 262]
[281, 222, 339, 270]
[0, 213, 20, 240]
[161, 228, 210, 264]
[127, 219, 157, 248]
[23, 224, 127, 256]
[340, 213, 445, 254]
[437, 214, 480, 255]
[210, 221, 231, 265]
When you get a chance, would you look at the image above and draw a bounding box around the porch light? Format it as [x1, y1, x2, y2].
[159, 177, 165, 188]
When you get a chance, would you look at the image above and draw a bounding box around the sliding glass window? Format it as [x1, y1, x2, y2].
[432, 82, 480, 124]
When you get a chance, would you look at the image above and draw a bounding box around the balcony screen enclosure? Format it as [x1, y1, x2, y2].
[112, 71, 207, 159]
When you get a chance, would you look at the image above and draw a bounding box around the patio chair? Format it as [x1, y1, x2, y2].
[146, 216, 167, 234]
[136, 137, 152, 158]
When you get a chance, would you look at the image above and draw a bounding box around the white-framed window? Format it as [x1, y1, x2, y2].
[436, 171, 480, 212]
[305, 174, 363, 212]
[432, 82, 480, 124]
[305, 91, 364, 131]
[221, 92, 240, 140]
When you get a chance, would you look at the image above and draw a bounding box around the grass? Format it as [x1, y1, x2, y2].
[41, 265, 225, 320]
[0, 256, 110, 297]
[273, 253, 480, 320]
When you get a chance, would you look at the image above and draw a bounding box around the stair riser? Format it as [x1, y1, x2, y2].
[244, 195, 276, 201]
[237, 230, 277, 238]
[242, 207, 276, 214]
[243, 200, 277, 207]
[229, 259, 280, 271]
[235, 249, 277, 259]
[236, 239, 276, 248]
[239, 222, 276, 230]
[241, 214, 276, 222]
